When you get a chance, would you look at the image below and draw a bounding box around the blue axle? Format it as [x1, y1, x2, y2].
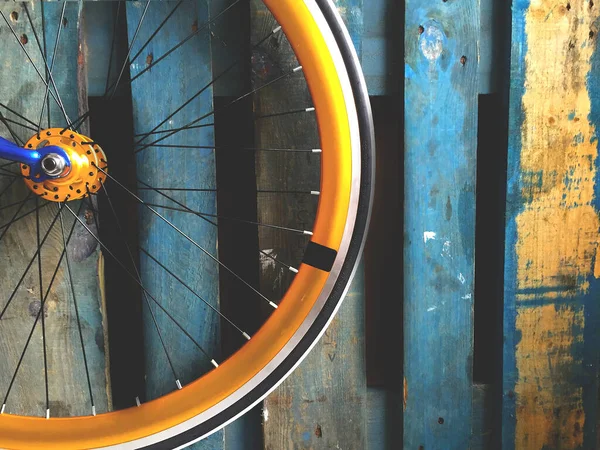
[0, 135, 71, 181]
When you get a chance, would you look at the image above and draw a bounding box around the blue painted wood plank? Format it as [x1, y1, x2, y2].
[126, 1, 222, 448]
[0, 1, 110, 417]
[502, 0, 600, 448]
[403, 0, 479, 448]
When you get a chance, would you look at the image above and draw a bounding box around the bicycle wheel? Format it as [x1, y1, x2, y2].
[0, 0, 374, 448]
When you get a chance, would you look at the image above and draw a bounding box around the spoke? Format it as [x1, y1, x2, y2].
[35, 198, 50, 418]
[255, 107, 316, 120]
[137, 179, 312, 236]
[134, 30, 267, 145]
[98, 183, 182, 388]
[137, 144, 320, 153]
[0, 111, 27, 145]
[0, 201, 51, 232]
[128, 0, 184, 70]
[143, 201, 312, 236]
[37, 2, 67, 135]
[69, 15, 280, 137]
[136, 187, 320, 195]
[0, 102, 38, 129]
[135, 66, 304, 155]
[260, 249, 298, 274]
[0, 202, 63, 322]
[2, 9, 70, 126]
[0, 161, 18, 170]
[0, 167, 22, 178]
[104, 1, 122, 95]
[0, 196, 36, 213]
[58, 206, 96, 415]
[0, 116, 38, 133]
[26, 1, 51, 129]
[137, 187, 216, 192]
[96, 167, 277, 309]
[0, 178, 19, 202]
[140, 247, 251, 341]
[63, 203, 219, 367]
[133, 122, 214, 138]
[107, 0, 152, 100]
[0, 192, 33, 245]
[1, 202, 82, 416]
[62, 112, 89, 134]
[128, 0, 241, 84]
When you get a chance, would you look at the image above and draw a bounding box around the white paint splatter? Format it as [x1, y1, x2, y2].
[263, 408, 269, 423]
[420, 26, 444, 61]
[423, 231, 436, 243]
[260, 249, 277, 271]
[442, 240, 451, 258]
[458, 273, 466, 284]
[427, 306, 437, 312]
[462, 293, 472, 300]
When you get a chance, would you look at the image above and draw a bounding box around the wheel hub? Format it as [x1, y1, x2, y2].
[21, 128, 108, 202]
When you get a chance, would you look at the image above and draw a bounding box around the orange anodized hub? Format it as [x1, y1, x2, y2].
[20, 128, 108, 202]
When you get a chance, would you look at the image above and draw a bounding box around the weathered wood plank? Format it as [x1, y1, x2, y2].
[0, 0, 109, 417]
[254, 2, 368, 448]
[403, 0, 479, 447]
[503, 0, 600, 448]
[126, 1, 223, 447]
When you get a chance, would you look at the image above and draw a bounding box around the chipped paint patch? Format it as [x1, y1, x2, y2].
[423, 231, 436, 243]
[419, 25, 444, 61]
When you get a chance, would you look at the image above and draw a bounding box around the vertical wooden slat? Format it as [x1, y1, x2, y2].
[503, 0, 600, 448]
[403, 0, 479, 447]
[254, 2, 367, 448]
[0, 1, 110, 417]
[126, 1, 223, 448]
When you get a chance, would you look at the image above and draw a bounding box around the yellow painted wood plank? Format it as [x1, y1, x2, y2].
[503, 0, 600, 447]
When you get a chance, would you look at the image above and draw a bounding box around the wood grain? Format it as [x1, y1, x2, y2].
[403, 0, 479, 447]
[0, 1, 109, 418]
[503, 0, 600, 448]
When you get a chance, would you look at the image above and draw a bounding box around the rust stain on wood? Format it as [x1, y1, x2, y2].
[513, 0, 599, 447]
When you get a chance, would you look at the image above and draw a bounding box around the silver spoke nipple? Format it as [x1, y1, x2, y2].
[243, 332, 251, 341]
[211, 359, 219, 368]
[176, 380, 183, 390]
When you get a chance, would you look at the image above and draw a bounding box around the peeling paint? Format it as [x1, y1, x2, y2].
[510, 0, 600, 446]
